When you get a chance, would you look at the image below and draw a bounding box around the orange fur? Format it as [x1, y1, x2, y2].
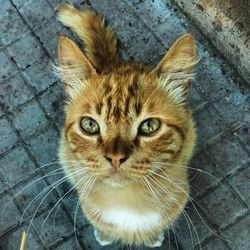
[57, 4, 197, 247]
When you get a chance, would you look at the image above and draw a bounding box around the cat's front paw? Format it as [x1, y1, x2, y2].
[94, 228, 114, 246]
[145, 232, 164, 248]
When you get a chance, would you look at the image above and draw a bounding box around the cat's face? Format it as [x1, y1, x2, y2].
[59, 34, 196, 187]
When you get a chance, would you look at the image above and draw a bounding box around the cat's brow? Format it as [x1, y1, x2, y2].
[103, 73, 142, 121]
[167, 124, 186, 140]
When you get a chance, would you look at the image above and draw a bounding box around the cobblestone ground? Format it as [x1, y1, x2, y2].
[0, 0, 249, 249]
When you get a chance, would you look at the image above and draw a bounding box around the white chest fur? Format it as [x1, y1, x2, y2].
[95, 208, 162, 231]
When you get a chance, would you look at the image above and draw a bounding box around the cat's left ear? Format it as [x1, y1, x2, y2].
[58, 36, 97, 99]
[152, 33, 197, 105]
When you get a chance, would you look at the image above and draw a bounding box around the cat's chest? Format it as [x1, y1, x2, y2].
[93, 207, 162, 231]
[88, 184, 162, 230]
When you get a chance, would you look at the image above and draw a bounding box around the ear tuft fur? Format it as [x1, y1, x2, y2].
[153, 33, 197, 106]
[58, 36, 96, 99]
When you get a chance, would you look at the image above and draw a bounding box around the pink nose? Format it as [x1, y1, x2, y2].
[104, 153, 128, 171]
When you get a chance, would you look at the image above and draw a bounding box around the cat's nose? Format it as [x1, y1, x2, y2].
[104, 153, 128, 171]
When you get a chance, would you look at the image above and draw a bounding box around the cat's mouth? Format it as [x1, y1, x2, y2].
[102, 169, 134, 188]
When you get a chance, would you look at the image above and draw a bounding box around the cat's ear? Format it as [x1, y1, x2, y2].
[58, 36, 96, 99]
[152, 33, 197, 105]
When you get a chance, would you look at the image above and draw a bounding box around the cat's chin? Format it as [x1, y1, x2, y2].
[103, 175, 133, 188]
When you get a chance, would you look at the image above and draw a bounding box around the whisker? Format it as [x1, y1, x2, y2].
[35, 159, 88, 171]
[150, 168, 225, 241]
[73, 176, 96, 242]
[151, 161, 222, 184]
[6, 168, 67, 213]
[20, 166, 84, 223]
[41, 174, 88, 229]
[141, 176, 179, 250]
[146, 173, 199, 250]
[24, 166, 87, 237]
[8, 159, 88, 209]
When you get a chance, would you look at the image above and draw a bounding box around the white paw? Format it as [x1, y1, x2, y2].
[94, 228, 113, 246]
[146, 232, 164, 248]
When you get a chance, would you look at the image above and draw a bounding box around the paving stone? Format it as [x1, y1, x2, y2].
[84, 225, 122, 250]
[15, 178, 56, 218]
[44, 165, 66, 198]
[194, 107, 225, 148]
[0, 146, 36, 187]
[12, 0, 33, 9]
[222, 215, 250, 250]
[12, 100, 49, 139]
[189, 86, 205, 113]
[193, 54, 236, 101]
[27, 127, 60, 166]
[200, 184, 247, 228]
[7, 32, 47, 70]
[229, 167, 250, 207]
[22, 59, 58, 94]
[18, 0, 55, 30]
[48, 0, 83, 8]
[0, 74, 33, 111]
[0, 117, 17, 155]
[0, 194, 20, 233]
[0, 225, 42, 250]
[0, 179, 5, 194]
[214, 89, 250, 125]
[0, 50, 18, 81]
[61, 188, 88, 229]
[190, 151, 222, 195]
[197, 237, 228, 250]
[0, 0, 13, 16]
[132, 240, 176, 250]
[42, 166, 89, 231]
[129, 0, 187, 48]
[235, 122, 250, 152]
[39, 83, 65, 128]
[53, 236, 83, 250]
[32, 207, 73, 247]
[34, 17, 72, 58]
[206, 134, 248, 175]
[0, 2, 29, 45]
[0, 106, 4, 118]
[175, 204, 212, 249]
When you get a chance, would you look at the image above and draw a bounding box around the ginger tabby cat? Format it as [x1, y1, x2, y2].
[56, 4, 197, 247]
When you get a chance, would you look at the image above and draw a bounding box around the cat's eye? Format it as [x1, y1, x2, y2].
[139, 118, 161, 135]
[80, 117, 100, 134]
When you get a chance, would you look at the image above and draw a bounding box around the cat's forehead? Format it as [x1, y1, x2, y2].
[97, 73, 144, 122]
[73, 72, 168, 124]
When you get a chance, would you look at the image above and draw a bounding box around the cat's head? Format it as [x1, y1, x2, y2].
[58, 34, 197, 187]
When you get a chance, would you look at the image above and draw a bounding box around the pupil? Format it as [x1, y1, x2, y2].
[146, 121, 151, 129]
[89, 120, 93, 127]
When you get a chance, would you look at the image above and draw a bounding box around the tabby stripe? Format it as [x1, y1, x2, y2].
[167, 124, 185, 141]
[95, 101, 103, 115]
[64, 122, 74, 139]
[164, 150, 175, 155]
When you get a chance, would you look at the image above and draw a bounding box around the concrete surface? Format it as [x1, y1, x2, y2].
[0, 0, 249, 249]
[172, 0, 250, 84]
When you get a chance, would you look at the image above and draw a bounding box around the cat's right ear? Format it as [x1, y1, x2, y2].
[58, 36, 97, 99]
[151, 34, 197, 106]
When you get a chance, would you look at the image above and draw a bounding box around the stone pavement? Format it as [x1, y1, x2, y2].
[0, 0, 249, 249]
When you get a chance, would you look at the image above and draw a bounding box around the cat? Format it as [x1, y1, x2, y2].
[56, 3, 197, 247]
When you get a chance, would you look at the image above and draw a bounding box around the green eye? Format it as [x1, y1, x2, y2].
[80, 117, 100, 134]
[139, 118, 161, 135]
